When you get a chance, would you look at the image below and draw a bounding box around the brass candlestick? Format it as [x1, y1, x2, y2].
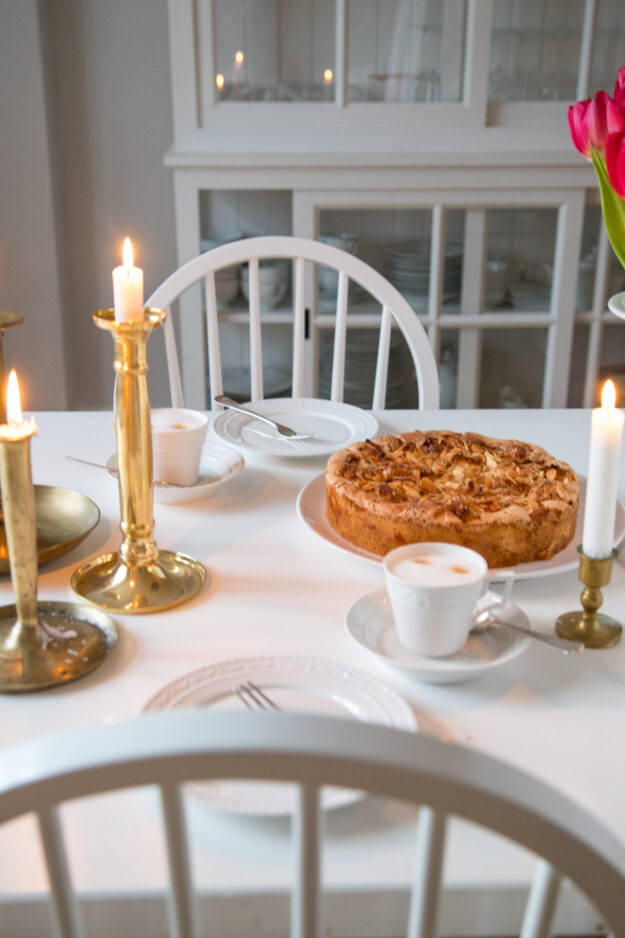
[0, 408, 117, 693]
[71, 309, 206, 613]
[555, 546, 622, 649]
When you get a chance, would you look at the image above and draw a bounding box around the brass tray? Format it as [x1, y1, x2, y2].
[0, 485, 100, 573]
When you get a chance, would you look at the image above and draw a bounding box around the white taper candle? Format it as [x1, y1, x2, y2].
[582, 380, 624, 558]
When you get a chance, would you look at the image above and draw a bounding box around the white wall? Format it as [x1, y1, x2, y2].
[1, 0, 177, 410]
[0, 0, 68, 410]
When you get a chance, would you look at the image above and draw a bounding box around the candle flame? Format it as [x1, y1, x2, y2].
[122, 237, 134, 273]
[216, 72, 225, 89]
[235, 50, 244, 66]
[323, 68, 334, 83]
[602, 379, 617, 412]
[6, 370, 23, 425]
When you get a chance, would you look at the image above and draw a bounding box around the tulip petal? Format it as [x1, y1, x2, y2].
[606, 132, 625, 199]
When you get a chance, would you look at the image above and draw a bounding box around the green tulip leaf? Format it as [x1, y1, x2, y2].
[592, 147, 625, 270]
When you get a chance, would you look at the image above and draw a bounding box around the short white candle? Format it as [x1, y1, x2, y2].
[112, 237, 144, 323]
[582, 379, 624, 558]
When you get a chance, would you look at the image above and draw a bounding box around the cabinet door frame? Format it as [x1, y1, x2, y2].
[293, 185, 586, 408]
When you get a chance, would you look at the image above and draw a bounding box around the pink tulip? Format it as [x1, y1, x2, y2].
[606, 130, 625, 199]
[568, 91, 625, 159]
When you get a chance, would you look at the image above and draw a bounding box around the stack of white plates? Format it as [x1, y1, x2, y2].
[318, 329, 416, 408]
[383, 242, 462, 309]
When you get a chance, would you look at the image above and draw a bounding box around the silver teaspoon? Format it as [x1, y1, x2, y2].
[66, 455, 188, 488]
[214, 395, 313, 440]
[472, 609, 584, 653]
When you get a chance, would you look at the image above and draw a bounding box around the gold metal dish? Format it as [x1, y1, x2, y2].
[0, 599, 118, 692]
[0, 485, 100, 574]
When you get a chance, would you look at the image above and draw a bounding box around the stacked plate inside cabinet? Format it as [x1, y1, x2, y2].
[318, 329, 415, 409]
[383, 242, 463, 310]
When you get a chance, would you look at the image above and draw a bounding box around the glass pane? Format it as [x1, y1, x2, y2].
[349, 0, 467, 102]
[568, 323, 589, 407]
[490, 0, 585, 101]
[479, 328, 547, 408]
[317, 326, 419, 406]
[591, 0, 625, 93]
[484, 208, 556, 313]
[318, 207, 436, 313]
[439, 329, 459, 409]
[214, 0, 335, 102]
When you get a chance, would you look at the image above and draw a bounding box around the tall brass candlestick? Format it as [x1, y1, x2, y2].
[71, 309, 206, 613]
[0, 372, 117, 693]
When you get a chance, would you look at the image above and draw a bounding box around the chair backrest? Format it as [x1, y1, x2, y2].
[147, 235, 440, 409]
[0, 711, 623, 938]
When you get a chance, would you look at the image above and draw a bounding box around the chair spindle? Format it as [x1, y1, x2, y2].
[37, 806, 84, 938]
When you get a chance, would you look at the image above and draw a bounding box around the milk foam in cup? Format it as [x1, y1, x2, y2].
[150, 408, 208, 486]
[383, 542, 488, 657]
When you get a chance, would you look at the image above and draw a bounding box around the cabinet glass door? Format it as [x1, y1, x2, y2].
[214, 0, 335, 102]
[347, 0, 467, 103]
[490, 0, 625, 102]
[317, 203, 565, 409]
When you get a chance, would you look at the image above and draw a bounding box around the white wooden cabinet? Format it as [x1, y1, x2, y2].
[165, 0, 625, 409]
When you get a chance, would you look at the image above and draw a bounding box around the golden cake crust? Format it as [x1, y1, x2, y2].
[325, 430, 579, 568]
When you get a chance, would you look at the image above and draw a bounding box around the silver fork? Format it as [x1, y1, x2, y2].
[235, 680, 281, 710]
[214, 395, 313, 440]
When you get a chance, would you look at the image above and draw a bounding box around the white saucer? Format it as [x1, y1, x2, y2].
[346, 589, 531, 685]
[105, 444, 244, 504]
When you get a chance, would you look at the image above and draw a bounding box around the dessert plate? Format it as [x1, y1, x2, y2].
[144, 655, 416, 815]
[346, 589, 531, 685]
[105, 444, 244, 505]
[296, 473, 625, 580]
[212, 398, 378, 458]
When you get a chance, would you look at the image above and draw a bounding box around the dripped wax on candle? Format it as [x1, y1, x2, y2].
[112, 237, 144, 323]
[582, 379, 624, 558]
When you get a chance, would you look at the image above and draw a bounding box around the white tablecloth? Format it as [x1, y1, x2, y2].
[1, 409, 624, 936]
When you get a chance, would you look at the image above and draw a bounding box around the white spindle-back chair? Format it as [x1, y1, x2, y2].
[0, 712, 623, 938]
[147, 236, 440, 409]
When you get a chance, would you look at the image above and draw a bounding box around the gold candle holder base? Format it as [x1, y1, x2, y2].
[555, 546, 622, 649]
[0, 599, 117, 693]
[72, 549, 207, 615]
[71, 309, 206, 615]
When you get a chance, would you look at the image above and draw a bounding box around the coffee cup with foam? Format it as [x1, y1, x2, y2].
[382, 542, 488, 657]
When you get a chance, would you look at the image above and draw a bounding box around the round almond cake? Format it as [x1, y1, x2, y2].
[325, 430, 579, 568]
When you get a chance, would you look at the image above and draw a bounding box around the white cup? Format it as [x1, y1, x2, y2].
[383, 543, 488, 657]
[150, 408, 208, 486]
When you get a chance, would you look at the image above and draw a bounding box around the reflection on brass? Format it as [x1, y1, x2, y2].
[72, 309, 206, 614]
[556, 546, 622, 649]
[0, 312, 24, 422]
[0, 599, 117, 693]
[0, 485, 100, 574]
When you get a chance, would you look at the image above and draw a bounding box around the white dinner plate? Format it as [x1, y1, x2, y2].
[106, 443, 244, 504]
[346, 589, 531, 685]
[296, 473, 625, 580]
[144, 656, 416, 815]
[211, 397, 378, 458]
